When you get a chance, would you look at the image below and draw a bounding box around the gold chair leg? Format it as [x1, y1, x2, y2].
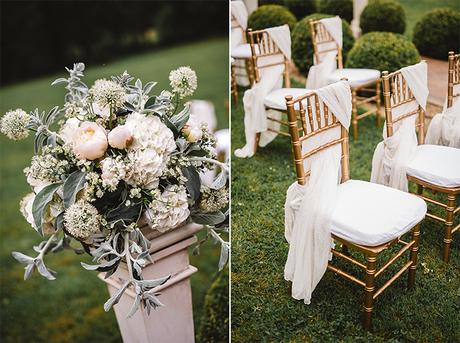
[231, 64, 238, 105]
[352, 90, 358, 140]
[443, 194, 456, 263]
[363, 253, 376, 330]
[375, 81, 381, 128]
[246, 59, 254, 86]
[254, 132, 261, 154]
[408, 223, 420, 289]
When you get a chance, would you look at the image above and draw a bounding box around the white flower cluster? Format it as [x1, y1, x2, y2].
[89, 79, 126, 110]
[25, 150, 71, 187]
[64, 101, 86, 118]
[124, 112, 176, 189]
[169, 66, 197, 99]
[0, 108, 30, 140]
[64, 200, 101, 240]
[144, 185, 190, 232]
[100, 156, 126, 191]
[83, 172, 105, 201]
[20, 193, 63, 235]
[199, 186, 229, 213]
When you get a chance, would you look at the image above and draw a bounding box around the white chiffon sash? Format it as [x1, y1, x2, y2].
[425, 84, 460, 148]
[370, 62, 428, 191]
[284, 81, 351, 304]
[306, 16, 342, 90]
[235, 25, 291, 158]
[231, 1, 248, 48]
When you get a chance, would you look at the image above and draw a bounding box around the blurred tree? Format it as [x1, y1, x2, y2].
[0, 0, 228, 85]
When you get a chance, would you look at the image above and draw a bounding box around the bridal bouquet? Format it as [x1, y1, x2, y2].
[1, 63, 229, 317]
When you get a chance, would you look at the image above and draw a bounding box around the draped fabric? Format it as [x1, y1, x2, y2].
[243, 0, 257, 14]
[351, 0, 368, 38]
[306, 17, 342, 90]
[370, 62, 428, 191]
[284, 81, 352, 304]
[425, 84, 460, 148]
[231, 1, 251, 87]
[235, 25, 291, 158]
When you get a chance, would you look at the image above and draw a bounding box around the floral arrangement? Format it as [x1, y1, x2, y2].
[1, 63, 229, 317]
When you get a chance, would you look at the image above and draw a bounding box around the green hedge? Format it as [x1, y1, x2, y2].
[247, 5, 297, 31]
[292, 13, 355, 75]
[319, 0, 353, 23]
[284, 0, 317, 20]
[413, 8, 460, 60]
[360, 0, 406, 34]
[197, 268, 229, 343]
[346, 32, 420, 72]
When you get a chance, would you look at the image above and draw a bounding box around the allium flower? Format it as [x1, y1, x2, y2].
[64, 200, 100, 240]
[1, 108, 30, 140]
[100, 156, 126, 191]
[89, 79, 126, 110]
[144, 185, 190, 232]
[199, 186, 229, 213]
[169, 66, 197, 98]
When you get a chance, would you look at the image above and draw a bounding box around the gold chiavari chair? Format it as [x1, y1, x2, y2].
[284, 87, 426, 329]
[231, 13, 254, 99]
[382, 65, 460, 263]
[248, 28, 311, 153]
[309, 19, 381, 140]
[231, 58, 238, 104]
[447, 51, 460, 108]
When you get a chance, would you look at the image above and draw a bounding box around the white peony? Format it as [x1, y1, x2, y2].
[59, 117, 80, 145]
[144, 185, 190, 232]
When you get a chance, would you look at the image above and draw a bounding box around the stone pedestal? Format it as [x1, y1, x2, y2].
[98, 223, 203, 343]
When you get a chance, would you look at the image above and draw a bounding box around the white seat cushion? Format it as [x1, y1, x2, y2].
[406, 144, 460, 188]
[263, 88, 312, 110]
[331, 180, 426, 246]
[328, 68, 380, 88]
[231, 44, 252, 59]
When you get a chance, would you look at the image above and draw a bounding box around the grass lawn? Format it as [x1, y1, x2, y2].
[397, 0, 459, 39]
[230, 88, 460, 341]
[0, 38, 228, 343]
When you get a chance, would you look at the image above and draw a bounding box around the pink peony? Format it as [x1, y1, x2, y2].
[72, 122, 108, 160]
[108, 125, 133, 149]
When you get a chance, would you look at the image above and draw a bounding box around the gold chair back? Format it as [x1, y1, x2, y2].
[309, 19, 343, 69]
[247, 29, 291, 87]
[381, 69, 425, 144]
[285, 91, 350, 186]
[447, 51, 460, 108]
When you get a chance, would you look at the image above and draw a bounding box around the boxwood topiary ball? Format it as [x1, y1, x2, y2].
[284, 0, 317, 20]
[413, 8, 460, 60]
[346, 32, 420, 73]
[291, 13, 355, 76]
[247, 4, 297, 31]
[360, 0, 406, 34]
[319, 0, 353, 23]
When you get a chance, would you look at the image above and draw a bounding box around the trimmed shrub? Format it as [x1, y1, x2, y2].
[292, 13, 355, 75]
[284, 0, 317, 19]
[413, 8, 460, 60]
[360, 0, 406, 34]
[197, 268, 229, 343]
[247, 5, 297, 31]
[319, 0, 353, 23]
[346, 32, 420, 72]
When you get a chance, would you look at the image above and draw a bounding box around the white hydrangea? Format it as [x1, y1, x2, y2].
[100, 156, 126, 191]
[169, 66, 197, 98]
[144, 185, 190, 232]
[1, 108, 30, 140]
[59, 117, 80, 145]
[89, 79, 126, 110]
[124, 148, 165, 190]
[64, 200, 100, 240]
[124, 112, 176, 153]
[20, 193, 63, 235]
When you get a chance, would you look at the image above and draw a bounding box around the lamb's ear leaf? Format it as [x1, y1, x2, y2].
[169, 104, 190, 130]
[32, 183, 62, 236]
[182, 166, 201, 202]
[191, 211, 225, 226]
[63, 170, 86, 208]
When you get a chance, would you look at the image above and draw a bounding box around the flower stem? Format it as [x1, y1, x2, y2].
[124, 232, 133, 279]
[38, 233, 57, 260]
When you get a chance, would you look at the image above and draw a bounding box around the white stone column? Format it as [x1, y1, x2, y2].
[99, 223, 203, 343]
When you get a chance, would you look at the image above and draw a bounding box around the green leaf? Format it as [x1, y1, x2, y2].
[191, 211, 225, 226]
[182, 166, 201, 202]
[63, 170, 86, 208]
[170, 104, 190, 130]
[32, 183, 62, 235]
